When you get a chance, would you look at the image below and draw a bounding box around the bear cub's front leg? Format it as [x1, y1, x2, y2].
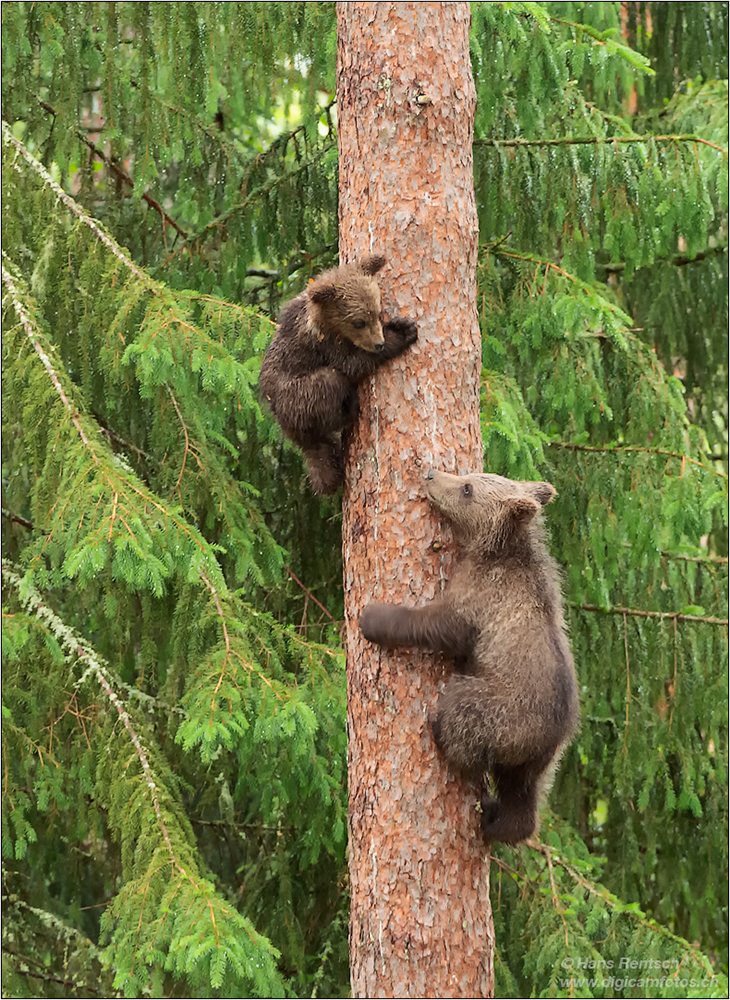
[359, 600, 471, 656]
[358, 602, 408, 647]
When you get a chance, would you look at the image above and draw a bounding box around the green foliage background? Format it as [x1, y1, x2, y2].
[1, 3, 727, 997]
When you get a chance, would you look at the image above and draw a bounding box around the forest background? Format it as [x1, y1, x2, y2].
[1, 2, 728, 998]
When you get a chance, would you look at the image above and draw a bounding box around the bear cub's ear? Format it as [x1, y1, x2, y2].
[358, 255, 387, 276]
[504, 495, 541, 525]
[529, 481, 557, 506]
[309, 282, 342, 305]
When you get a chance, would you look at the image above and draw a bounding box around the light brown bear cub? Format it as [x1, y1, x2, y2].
[259, 256, 418, 495]
[359, 469, 579, 845]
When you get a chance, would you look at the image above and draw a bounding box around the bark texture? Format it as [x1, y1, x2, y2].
[338, 4, 494, 997]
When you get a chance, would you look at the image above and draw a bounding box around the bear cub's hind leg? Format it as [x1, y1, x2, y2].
[301, 436, 346, 496]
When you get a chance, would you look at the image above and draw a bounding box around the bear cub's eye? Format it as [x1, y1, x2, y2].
[352, 319, 367, 330]
[462, 483, 473, 498]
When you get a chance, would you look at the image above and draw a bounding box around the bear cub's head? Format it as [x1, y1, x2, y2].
[306, 255, 387, 353]
[426, 469, 556, 554]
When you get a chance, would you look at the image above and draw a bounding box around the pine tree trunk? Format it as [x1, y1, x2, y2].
[338, 3, 494, 997]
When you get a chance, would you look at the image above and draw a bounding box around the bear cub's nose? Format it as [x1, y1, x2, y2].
[427, 469, 435, 480]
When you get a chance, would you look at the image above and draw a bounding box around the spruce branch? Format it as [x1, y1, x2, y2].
[1, 254, 229, 591]
[525, 839, 720, 976]
[570, 602, 728, 627]
[245, 242, 337, 287]
[285, 566, 336, 623]
[127, 84, 242, 155]
[199, 571, 284, 703]
[474, 133, 727, 155]
[97, 422, 151, 465]
[77, 131, 189, 240]
[2, 258, 99, 462]
[4, 897, 109, 961]
[599, 243, 728, 274]
[484, 247, 728, 469]
[154, 155, 330, 273]
[2, 508, 36, 531]
[622, 543, 728, 566]
[488, 243, 726, 296]
[485, 246, 582, 286]
[4, 122, 277, 357]
[1, 710, 59, 768]
[38, 97, 190, 239]
[2, 560, 182, 870]
[3, 124, 151, 287]
[2, 951, 113, 995]
[3, 562, 285, 991]
[549, 440, 727, 479]
[5, 123, 272, 361]
[166, 385, 204, 494]
[533, 840, 571, 949]
[4, 125, 250, 364]
[546, 14, 652, 65]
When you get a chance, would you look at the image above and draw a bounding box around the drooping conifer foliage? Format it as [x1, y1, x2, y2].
[2, 3, 727, 998]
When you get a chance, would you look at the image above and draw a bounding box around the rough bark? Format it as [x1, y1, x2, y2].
[338, 3, 494, 997]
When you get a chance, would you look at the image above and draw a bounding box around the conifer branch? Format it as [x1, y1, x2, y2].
[4, 897, 108, 959]
[600, 243, 728, 274]
[154, 155, 330, 273]
[3, 573, 283, 990]
[245, 243, 337, 287]
[149, 99, 336, 272]
[2, 259, 99, 461]
[475, 134, 728, 155]
[1, 254, 224, 575]
[622, 543, 728, 566]
[2, 508, 35, 531]
[97, 423, 151, 464]
[1, 711, 58, 767]
[526, 839, 719, 974]
[199, 571, 284, 702]
[533, 841, 571, 948]
[5, 127, 254, 373]
[545, 14, 651, 61]
[285, 566, 336, 622]
[117, 684, 187, 717]
[486, 246, 581, 285]
[549, 440, 727, 478]
[489, 244, 730, 303]
[200, 570, 232, 658]
[2, 951, 112, 995]
[2, 125, 152, 287]
[40, 91, 190, 239]
[2, 560, 183, 870]
[166, 385, 204, 493]
[571, 602, 728, 627]
[4, 123, 270, 370]
[2, 213, 255, 606]
[77, 131, 189, 239]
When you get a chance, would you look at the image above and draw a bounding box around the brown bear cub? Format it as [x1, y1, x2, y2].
[259, 256, 418, 495]
[359, 470, 579, 845]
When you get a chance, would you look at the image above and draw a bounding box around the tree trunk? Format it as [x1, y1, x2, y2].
[338, 3, 494, 997]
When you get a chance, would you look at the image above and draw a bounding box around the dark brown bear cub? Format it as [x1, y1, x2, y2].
[359, 469, 579, 845]
[259, 256, 417, 495]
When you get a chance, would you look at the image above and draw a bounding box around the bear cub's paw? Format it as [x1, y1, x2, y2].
[359, 602, 395, 645]
[385, 316, 418, 347]
[430, 714, 444, 753]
